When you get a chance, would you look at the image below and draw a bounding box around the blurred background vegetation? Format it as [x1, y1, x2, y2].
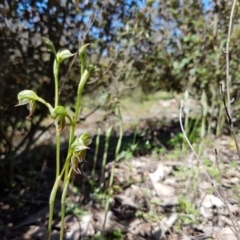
[1, 0, 240, 190]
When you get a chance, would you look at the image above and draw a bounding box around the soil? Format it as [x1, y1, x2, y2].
[1, 93, 240, 240]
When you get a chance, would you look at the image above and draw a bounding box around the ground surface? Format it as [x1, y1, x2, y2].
[1, 92, 240, 240]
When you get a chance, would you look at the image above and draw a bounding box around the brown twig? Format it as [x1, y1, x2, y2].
[225, 0, 237, 120]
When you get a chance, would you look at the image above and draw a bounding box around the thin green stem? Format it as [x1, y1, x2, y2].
[55, 124, 61, 179]
[37, 97, 53, 113]
[53, 60, 61, 180]
[60, 153, 72, 176]
[47, 145, 71, 240]
[63, 157, 70, 184]
[101, 126, 112, 183]
[49, 58, 61, 239]
[53, 60, 59, 107]
[132, 126, 138, 146]
[60, 168, 72, 240]
[92, 128, 101, 177]
[47, 176, 61, 240]
[114, 107, 123, 160]
[61, 152, 72, 187]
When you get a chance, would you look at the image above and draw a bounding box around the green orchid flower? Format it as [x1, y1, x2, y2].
[56, 49, 75, 65]
[70, 133, 92, 174]
[15, 90, 39, 118]
[51, 106, 72, 132]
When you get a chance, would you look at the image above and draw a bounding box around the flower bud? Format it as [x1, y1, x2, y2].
[42, 37, 56, 57]
[78, 44, 90, 58]
[79, 132, 92, 146]
[87, 64, 95, 74]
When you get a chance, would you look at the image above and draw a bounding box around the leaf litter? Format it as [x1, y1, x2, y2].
[3, 99, 240, 240]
